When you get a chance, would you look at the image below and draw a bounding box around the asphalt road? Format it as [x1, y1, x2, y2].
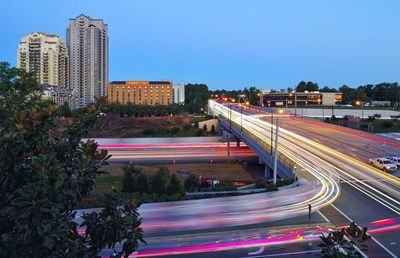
[212, 102, 400, 256]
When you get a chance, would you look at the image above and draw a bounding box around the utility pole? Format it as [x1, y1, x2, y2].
[240, 106, 243, 133]
[229, 104, 232, 133]
[294, 93, 297, 117]
[273, 118, 280, 186]
[270, 111, 274, 154]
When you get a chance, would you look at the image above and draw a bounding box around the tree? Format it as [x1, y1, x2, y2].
[320, 86, 337, 92]
[203, 124, 208, 134]
[184, 83, 209, 113]
[167, 174, 184, 195]
[184, 174, 199, 191]
[211, 124, 216, 135]
[296, 81, 319, 92]
[150, 169, 169, 195]
[320, 222, 370, 257]
[122, 168, 138, 193]
[136, 173, 149, 193]
[0, 62, 145, 257]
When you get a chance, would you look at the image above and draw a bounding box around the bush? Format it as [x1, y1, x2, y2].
[203, 124, 208, 133]
[170, 126, 180, 134]
[122, 168, 137, 193]
[382, 120, 393, 128]
[196, 129, 204, 136]
[373, 113, 382, 119]
[215, 179, 236, 191]
[150, 169, 169, 195]
[167, 174, 184, 195]
[211, 124, 216, 135]
[183, 124, 192, 131]
[184, 174, 199, 191]
[142, 128, 154, 135]
[136, 173, 149, 193]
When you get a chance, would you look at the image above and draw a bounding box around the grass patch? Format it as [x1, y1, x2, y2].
[369, 119, 400, 133]
[95, 175, 122, 190]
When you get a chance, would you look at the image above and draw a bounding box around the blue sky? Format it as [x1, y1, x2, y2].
[0, 0, 399, 90]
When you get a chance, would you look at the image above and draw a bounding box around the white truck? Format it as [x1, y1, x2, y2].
[388, 157, 400, 170]
[369, 158, 397, 173]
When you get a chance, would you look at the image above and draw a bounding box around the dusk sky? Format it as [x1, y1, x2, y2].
[1, 0, 399, 90]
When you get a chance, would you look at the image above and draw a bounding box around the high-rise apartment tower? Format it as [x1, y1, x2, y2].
[17, 32, 70, 106]
[67, 14, 108, 108]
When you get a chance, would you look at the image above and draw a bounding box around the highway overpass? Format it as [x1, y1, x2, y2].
[209, 99, 400, 256]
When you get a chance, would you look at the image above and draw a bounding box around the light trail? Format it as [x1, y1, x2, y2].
[209, 100, 340, 218]
[209, 100, 400, 216]
[98, 217, 399, 257]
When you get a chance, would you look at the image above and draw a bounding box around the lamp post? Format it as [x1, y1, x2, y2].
[240, 106, 243, 133]
[229, 104, 232, 133]
[273, 118, 280, 186]
[270, 110, 274, 155]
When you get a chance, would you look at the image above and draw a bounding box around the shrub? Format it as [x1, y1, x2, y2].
[142, 128, 154, 135]
[202, 124, 208, 133]
[373, 113, 382, 119]
[184, 174, 199, 191]
[167, 174, 184, 195]
[170, 126, 180, 134]
[136, 173, 149, 193]
[211, 124, 216, 135]
[382, 120, 393, 129]
[196, 129, 204, 136]
[150, 170, 169, 195]
[215, 179, 236, 191]
[183, 124, 192, 131]
[122, 168, 137, 193]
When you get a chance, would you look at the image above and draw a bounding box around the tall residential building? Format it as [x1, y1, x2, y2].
[173, 82, 185, 104]
[67, 14, 108, 108]
[17, 32, 69, 105]
[107, 81, 173, 105]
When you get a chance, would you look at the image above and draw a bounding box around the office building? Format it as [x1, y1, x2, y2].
[261, 91, 342, 107]
[17, 32, 69, 105]
[67, 14, 108, 108]
[107, 81, 173, 105]
[173, 82, 185, 104]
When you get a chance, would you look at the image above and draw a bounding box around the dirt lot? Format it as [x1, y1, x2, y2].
[101, 162, 256, 182]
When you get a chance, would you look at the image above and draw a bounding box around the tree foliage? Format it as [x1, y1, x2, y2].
[296, 81, 319, 92]
[185, 83, 209, 113]
[0, 62, 145, 257]
[320, 222, 371, 257]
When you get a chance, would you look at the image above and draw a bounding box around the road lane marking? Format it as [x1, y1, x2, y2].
[242, 249, 320, 258]
[317, 210, 330, 223]
[331, 204, 398, 258]
[248, 246, 265, 255]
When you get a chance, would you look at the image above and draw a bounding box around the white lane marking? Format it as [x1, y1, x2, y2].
[243, 249, 320, 258]
[248, 246, 265, 255]
[331, 204, 398, 258]
[339, 179, 387, 183]
[317, 209, 330, 223]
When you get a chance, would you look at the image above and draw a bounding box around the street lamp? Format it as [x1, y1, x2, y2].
[240, 106, 243, 133]
[270, 110, 274, 154]
[355, 100, 364, 119]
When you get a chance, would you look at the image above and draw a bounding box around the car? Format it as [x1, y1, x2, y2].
[388, 157, 400, 170]
[369, 158, 397, 173]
